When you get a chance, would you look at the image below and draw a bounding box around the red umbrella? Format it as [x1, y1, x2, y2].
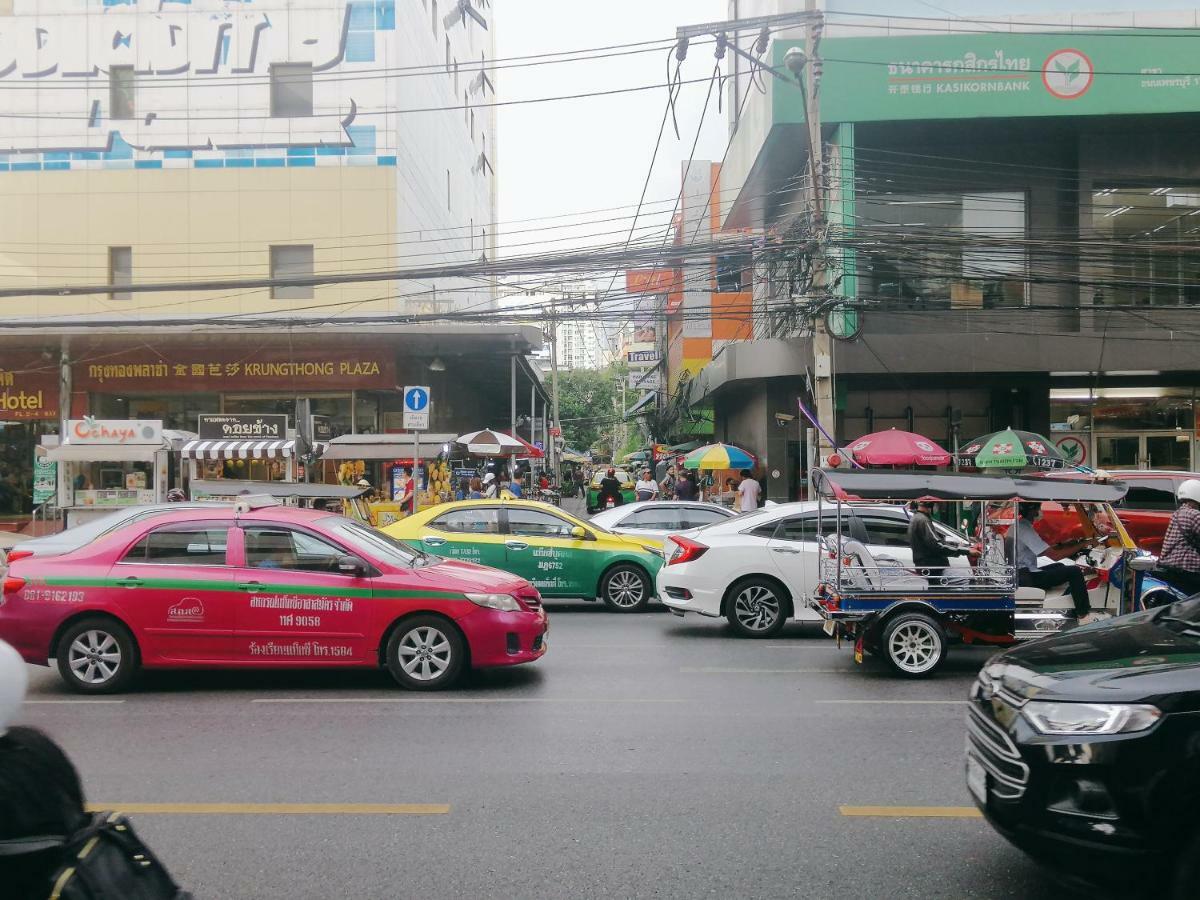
[845, 429, 952, 467]
[500, 430, 545, 459]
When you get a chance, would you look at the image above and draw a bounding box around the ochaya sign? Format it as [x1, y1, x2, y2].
[774, 31, 1200, 124]
[67, 418, 163, 445]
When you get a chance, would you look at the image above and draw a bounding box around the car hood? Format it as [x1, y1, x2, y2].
[411, 557, 530, 595]
[983, 610, 1200, 710]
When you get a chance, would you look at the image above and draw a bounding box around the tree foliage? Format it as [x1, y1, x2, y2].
[556, 366, 622, 455]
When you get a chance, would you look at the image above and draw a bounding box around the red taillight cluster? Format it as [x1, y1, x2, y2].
[667, 535, 708, 566]
[2, 576, 25, 595]
[4, 549, 32, 564]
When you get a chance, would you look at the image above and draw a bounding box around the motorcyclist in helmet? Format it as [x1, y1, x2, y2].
[1156, 479, 1200, 598]
[598, 468, 624, 508]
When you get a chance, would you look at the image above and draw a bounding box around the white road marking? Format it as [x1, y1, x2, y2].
[24, 699, 126, 705]
[680, 667, 846, 674]
[251, 697, 694, 704]
[815, 699, 967, 705]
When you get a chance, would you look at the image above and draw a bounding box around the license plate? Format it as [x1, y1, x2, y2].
[823, 619, 836, 637]
[966, 755, 988, 804]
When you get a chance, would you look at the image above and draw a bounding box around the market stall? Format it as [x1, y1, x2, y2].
[49, 420, 194, 528]
[324, 433, 456, 525]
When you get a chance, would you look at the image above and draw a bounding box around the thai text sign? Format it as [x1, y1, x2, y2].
[198, 414, 287, 441]
[774, 32, 1200, 124]
[76, 347, 395, 392]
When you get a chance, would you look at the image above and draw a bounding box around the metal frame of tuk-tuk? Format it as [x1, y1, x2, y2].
[809, 469, 1138, 674]
[187, 480, 377, 526]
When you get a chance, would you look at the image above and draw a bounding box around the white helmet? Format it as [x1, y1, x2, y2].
[1178, 479, 1200, 505]
[0, 639, 28, 735]
[482, 472, 495, 484]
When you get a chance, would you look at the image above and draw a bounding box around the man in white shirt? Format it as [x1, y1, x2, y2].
[1006, 502, 1094, 622]
[737, 469, 761, 513]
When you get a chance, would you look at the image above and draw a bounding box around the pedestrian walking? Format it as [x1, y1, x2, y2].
[635, 469, 658, 502]
[659, 465, 677, 498]
[737, 469, 762, 513]
[675, 472, 697, 501]
[482, 472, 498, 499]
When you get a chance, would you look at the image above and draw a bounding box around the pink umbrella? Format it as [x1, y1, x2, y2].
[845, 429, 952, 468]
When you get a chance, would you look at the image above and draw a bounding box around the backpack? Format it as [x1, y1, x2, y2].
[45, 812, 190, 900]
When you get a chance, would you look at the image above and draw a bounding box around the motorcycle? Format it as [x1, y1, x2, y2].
[1108, 553, 1191, 611]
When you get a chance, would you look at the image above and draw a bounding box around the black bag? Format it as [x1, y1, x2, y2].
[44, 812, 190, 900]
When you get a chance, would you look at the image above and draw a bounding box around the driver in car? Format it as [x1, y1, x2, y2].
[1007, 502, 1098, 625]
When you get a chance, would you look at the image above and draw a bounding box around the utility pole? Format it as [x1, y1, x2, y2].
[548, 306, 560, 480]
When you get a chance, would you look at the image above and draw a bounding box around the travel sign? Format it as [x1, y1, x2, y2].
[773, 31, 1200, 124]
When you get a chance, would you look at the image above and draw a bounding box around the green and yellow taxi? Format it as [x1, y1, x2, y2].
[384, 500, 664, 612]
[586, 469, 637, 513]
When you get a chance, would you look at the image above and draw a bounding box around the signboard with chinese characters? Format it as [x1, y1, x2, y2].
[67, 419, 163, 446]
[198, 414, 287, 441]
[75, 347, 396, 393]
[774, 32, 1200, 125]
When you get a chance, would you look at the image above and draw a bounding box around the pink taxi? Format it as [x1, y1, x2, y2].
[0, 499, 547, 693]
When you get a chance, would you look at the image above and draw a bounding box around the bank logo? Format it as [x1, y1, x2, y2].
[168, 598, 205, 623]
[1043, 49, 1094, 100]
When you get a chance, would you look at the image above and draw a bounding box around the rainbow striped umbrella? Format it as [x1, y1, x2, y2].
[683, 443, 756, 471]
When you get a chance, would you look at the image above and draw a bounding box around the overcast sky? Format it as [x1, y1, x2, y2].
[495, 0, 729, 260]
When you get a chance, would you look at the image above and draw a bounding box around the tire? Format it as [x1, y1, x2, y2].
[1169, 829, 1200, 900]
[880, 612, 947, 677]
[56, 617, 138, 694]
[725, 578, 788, 638]
[385, 616, 466, 690]
[600, 564, 651, 612]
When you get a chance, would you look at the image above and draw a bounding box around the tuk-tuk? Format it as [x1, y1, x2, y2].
[187, 480, 377, 526]
[810, 469, 1139, 677]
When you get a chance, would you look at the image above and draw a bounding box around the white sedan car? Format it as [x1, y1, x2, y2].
[657, 501, 970, 637]
[589, 501, 736, 539]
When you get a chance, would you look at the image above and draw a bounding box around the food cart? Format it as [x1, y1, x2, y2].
[48, 420, 194, 528]
[323, 433, 456, 525]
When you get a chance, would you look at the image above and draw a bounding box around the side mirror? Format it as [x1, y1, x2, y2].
[1129, 555, 1159, 573]
[570, 526, 588, 540]
[337, 554, 370, 576]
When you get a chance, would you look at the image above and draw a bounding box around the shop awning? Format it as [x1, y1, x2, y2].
[48, 443, 165, 463]
[323, 434, 456, 460]
[180, 439, 296, 460]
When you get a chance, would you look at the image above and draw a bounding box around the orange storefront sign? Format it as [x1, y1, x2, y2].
[0, 358, 59, 421]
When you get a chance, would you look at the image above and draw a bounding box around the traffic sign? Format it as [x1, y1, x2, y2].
[403, 385, 430, 430]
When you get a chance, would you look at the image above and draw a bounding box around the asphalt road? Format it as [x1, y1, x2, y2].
[15, 601, 1101, 900]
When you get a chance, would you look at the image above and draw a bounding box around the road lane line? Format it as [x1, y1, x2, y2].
[840, 805, 981, 819]
[816, 699, 967, 705]
[680, 667, 845, 674]
[251, 697, 694, 704]
[24, 700, 126, 705]
[84, 803, 449, 815]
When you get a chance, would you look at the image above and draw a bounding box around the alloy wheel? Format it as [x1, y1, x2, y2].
[733, 585, 780, 632]
[887, 622, 941, 675]
[68, 630, 122, 686]
[397, 626, 453, 682]
[607, 570, 646, 608]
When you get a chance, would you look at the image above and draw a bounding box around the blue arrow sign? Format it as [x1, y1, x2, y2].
[404, 387, 430, 412]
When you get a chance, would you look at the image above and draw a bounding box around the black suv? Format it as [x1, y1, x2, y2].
[967, 599, 1200, 897]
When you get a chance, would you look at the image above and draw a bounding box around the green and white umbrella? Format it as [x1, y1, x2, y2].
[958, 428, 1067, 472]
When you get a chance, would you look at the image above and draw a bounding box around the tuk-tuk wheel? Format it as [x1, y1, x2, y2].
[880, 612, 947, 677]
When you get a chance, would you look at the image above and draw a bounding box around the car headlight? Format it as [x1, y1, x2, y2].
[465, 592, 522, 612]
[1023, 701, 1161, 736]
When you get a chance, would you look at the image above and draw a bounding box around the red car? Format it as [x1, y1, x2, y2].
[0, 500, 547, 693]
[1037, 470, 1195, 553]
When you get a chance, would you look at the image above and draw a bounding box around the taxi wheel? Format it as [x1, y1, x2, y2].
[600, 565, 650, 612]
[385, 616, 465, 691]
[880, 612, 947, 678]
[57, 617, 138, 694]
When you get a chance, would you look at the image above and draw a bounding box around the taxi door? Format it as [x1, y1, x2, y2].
[106, 519, 237, 662]
[502, 506, 593, 598]
[229, 524, 373, 664]
[414, 506, 507, 570]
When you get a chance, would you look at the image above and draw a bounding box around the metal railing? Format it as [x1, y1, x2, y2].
[819, 554, 1016, 594]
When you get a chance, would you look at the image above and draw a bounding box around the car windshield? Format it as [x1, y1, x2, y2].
[322, 517, 428, 568]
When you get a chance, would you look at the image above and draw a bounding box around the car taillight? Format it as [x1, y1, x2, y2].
[5, 549, 32, 564]
[667, 535, 708, 566]
[2, 576, 25, 595]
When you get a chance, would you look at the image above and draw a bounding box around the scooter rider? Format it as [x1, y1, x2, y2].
[598, 468, 624, 508]
[1156, 479, 1200, 598]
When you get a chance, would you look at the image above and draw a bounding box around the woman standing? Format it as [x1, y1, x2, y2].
[635, 469, 659, 502]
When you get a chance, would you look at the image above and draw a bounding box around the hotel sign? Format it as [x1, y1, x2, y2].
[774, 31, 1200, 124]
[0, 358, 58, 421]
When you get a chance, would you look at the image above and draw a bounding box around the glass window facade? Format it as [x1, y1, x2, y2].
[1090, 186, 1200, 306]
[1050, 388, 1196, 471]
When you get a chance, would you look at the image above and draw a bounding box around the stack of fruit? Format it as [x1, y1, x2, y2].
[425, 460, 454, 505]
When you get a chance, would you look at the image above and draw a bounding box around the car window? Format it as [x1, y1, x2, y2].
[859, 515, 912, 548]
[122, 528, 229, 566]
[243, 527, 348, 573]
[429, 508, 501, 534]
[679, 508, 731, 529]
[323, 518, 423, 567]
[507, 508, 574, 538]
[592, 470, 631, 485]
[1121, 480, 1177, 511]
[748, 521, 781, 539]
[774, 513, 839, 543]
[619, 507, 682, 531]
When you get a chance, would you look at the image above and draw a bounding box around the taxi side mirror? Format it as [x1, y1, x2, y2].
[570, 526, 591, 541]
[337, 554, 370, 576]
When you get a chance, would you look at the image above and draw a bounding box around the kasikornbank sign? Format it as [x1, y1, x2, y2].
[773, 31, 1200, 123]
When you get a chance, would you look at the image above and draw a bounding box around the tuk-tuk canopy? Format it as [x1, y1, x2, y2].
[812, 469, 1128, 505]
[189, 480, 372, 501]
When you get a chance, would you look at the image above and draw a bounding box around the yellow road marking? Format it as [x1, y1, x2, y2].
[84, 803, 449, 815]
[840, 805, 982, 819]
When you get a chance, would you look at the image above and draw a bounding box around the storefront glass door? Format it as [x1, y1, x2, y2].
[1096, 433, 1193, 471]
